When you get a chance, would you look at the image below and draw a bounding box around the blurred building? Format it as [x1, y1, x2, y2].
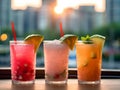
[62, 6, 105, 33]
[10, 10, 24, 35]
[106, 0, 120, 23]
[0, 0, 25, 35]
[94, 12, 106, 28]
[38, 0, 57, 30]
[11, 7, 39, 35]
[78, 6, 95, 33]
[24, 7, 39, 33]
[0, 0, 41, 35]
[38, 5, 51, 30]
[62, 8, 81, 32]
[0, 0, 105, 35]
[0, 0, 11, 27]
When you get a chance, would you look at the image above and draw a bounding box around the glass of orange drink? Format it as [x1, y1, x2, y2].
[76, 35, 105, 84]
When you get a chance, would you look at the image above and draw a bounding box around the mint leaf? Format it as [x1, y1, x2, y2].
[81, 35, 93, 44]
[86, 35, 90, 40]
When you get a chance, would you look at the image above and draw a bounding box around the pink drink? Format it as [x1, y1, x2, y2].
[10, 41, 36, 84]
[44, 40, 69, 84]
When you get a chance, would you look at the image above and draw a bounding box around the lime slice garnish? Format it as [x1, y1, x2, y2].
[24, 34, 44, 52]
[59, 34, 78, 50]
[90, 34, 105, 50]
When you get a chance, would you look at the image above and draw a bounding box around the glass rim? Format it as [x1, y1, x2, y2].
[77, 40, 93, 42]
[43, 40, 53, 42]
[10, 40, 24, 43]
[10, 40, 23, 42]
[43, 40, 66, 46]
[9, 41, 33, 45]
[43, 40, 59, 43]
[76, 40, 94, 44]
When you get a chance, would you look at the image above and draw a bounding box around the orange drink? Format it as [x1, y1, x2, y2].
[76, 35, 105, 84]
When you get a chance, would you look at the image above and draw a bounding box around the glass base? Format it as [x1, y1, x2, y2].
[45, 80, 67, 85]
[78, 80, 100, 84]
[12, 80, 35, 84]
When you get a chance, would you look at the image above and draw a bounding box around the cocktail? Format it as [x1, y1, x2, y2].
[44, 34, 78, 84]
[10, 34, 43, 84]
[76, 35, 105, 84]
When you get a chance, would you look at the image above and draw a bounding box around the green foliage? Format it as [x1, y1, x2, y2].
[41, 29, 60, 40]
[91, 23, 120, 44]
[114, 54, 120, 61]
[103, 53, 120, 62]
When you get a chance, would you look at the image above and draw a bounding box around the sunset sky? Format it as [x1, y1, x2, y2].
[55, 0, 105, 14]
[11, 0, 42, 10]
[11, 0, 105, 13]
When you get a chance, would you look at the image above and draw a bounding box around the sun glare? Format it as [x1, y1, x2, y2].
[54, 6, 64, 14]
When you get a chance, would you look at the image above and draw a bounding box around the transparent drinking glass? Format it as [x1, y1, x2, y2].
[76, 41, 102, 84]
[44, 40, 69, 84]
[10, 41, 36, 84]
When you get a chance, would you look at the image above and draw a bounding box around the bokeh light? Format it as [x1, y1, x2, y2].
[1, 33, 8, 41]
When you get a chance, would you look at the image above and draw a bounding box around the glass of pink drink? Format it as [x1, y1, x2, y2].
[44, 40, 69, 84]
[10, 41, 36, 84]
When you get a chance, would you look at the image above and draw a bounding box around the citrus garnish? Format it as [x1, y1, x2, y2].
[59, 34, 78, 50]
[24, 34, 44, 52]
[90, 34, 105, 50]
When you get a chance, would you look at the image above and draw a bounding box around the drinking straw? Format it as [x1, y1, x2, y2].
[11, 21, 17, 42]
[59, 21, 64, 37]
[10, 21, 17, 60]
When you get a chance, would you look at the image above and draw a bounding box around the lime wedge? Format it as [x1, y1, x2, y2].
[90, 34, 105, 50]
[24, 34, 44, 52]
[59, 34, 78, 50]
